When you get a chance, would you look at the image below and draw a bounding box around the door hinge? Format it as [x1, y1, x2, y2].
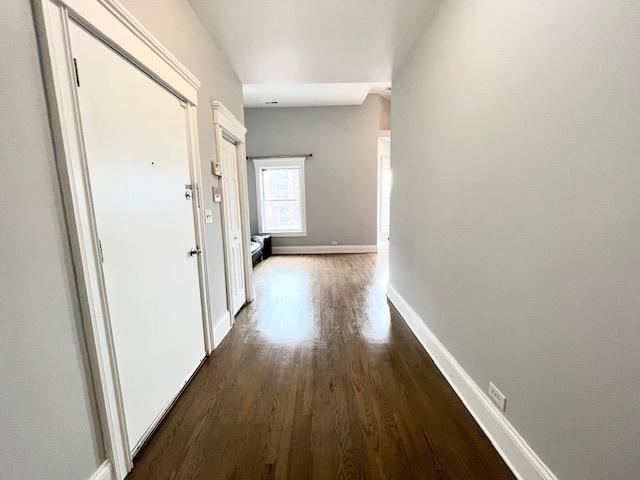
[97, 239, 104, 263]
[73, 57, 80, 87]
[185, 184, 201, 207]
[195, 183, 201, 208]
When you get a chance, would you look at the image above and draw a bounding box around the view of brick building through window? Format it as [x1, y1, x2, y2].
[261, 168, 302, 232]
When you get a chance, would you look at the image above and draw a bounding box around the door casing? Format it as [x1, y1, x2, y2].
[212, 101, 255, 336]
[377, 131, 391, 249]
[33, 1, 211, 478]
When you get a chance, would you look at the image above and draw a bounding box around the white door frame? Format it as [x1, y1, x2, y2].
[377, 130, 391, 249]
[32, 1, 211, 478]
[212, 101, 255, 320]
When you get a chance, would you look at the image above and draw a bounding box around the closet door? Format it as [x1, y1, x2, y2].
[69, 21, 205, 451]
[221, 138, 246, 315]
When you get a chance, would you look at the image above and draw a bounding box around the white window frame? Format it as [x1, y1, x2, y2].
[253, 157, 307, 237]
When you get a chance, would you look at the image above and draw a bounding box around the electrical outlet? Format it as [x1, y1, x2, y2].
[331, 241, 338, 245]
[488, 382, 506, 411]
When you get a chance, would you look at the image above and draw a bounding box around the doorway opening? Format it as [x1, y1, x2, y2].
[377, 133, 391, 249]
[212, 101, 255, 334]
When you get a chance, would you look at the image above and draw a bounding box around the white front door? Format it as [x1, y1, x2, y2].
[69, 21, 205, 451]
[220, 138, 246, 316]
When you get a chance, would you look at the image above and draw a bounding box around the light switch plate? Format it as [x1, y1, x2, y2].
[212, 185, 221, 203]
[204, 209, 213, 224]
[212, 160, 222, 176]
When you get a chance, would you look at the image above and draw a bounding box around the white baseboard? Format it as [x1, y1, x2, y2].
[212, 310, 231, 348]
[272, 244, 378, 255]
[386, 284, 557, 480]
[89, 461, 113, 480]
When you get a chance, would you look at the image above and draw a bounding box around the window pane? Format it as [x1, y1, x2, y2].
[263, 200, 301, 231]
[262, 168, 300, 201]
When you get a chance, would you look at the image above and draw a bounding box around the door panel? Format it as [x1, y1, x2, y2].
[221, 138, 246, 315]
[69, 22, 205, 451]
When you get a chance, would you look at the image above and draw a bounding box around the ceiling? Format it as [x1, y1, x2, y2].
[189, 0, 437, 107]
[243, 82, 390, 108]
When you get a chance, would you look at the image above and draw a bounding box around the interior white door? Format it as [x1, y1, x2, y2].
[220, 138, 246, 315]
[69, 22, 205, 451]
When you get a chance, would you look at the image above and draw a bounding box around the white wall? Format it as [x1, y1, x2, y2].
[0, 1, 104, 478]
[119, 0, 245, 326]
[0, 1, 244, 478]
[390, 1, 640, 479]
[245, 94, 390, 247]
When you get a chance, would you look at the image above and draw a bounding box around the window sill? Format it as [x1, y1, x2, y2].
[261, 231, 307, 238]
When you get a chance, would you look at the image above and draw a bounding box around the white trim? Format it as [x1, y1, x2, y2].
[253, 157, 307, 237]
[236, 140, 255, 304]
[212, 100, 255, 314]
[57, 0, 198, 104]
[377, 136, 391, 246]
[272, 245, 377, 255]
[33, 1, 205, 478]
[377, 240, 389, 251]
[386, 284, 558, 480]
[212, 310, 232, 348]
[269, 231, 307, 238]
[212, 101, 246, 140]
[93, 0, 199, 88]
[89, 461, 113, 480]
[252, 157, 306, 168]
[34, 2, 131, 477]
[185, 105, 214, 354]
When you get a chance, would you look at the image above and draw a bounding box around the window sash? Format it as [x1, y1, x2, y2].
[260, 167, 300, 202]
[254, 158, 306, 235]
[263, 200, 302, 232]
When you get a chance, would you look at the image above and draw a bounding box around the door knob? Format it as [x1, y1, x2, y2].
[188, 248, 202, 257]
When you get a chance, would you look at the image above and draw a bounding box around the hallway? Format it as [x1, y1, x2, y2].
[127, 253, 514, 479]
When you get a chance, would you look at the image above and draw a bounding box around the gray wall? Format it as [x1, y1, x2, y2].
[0, 1, 104, 478]
[0, 1, 244, 478]
[245, 94, 390, 247]
[390, 1, 640, 479]
[118, 0, 244, 326]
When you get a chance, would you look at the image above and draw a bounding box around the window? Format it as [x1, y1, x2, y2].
[253, 157, 307, 236]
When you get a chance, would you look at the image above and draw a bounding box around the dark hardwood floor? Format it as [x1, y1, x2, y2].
[126, 253, 515, 480]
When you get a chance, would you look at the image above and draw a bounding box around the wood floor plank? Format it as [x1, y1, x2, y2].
[126, 253, 515, 480]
